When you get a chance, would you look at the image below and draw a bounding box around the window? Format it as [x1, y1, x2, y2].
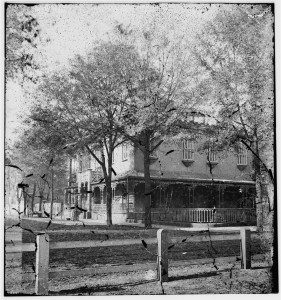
[182, 139, 195, 161]
[237, 144, 247, 165]
[78, 155, 82, 172]
[207, 145, 217, 163]
[122, 143, 128, 161]
[83, 155, 91, 170]
[94, 151, 102, 172]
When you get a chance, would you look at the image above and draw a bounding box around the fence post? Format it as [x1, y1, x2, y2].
[157, 229, 168, 283]
[35, 233, 49, 295]
[240, 228, 251, 269]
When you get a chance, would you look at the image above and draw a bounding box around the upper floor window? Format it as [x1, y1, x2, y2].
[84, 155, 91, 170]
[72, 157, 77, 173]
[182, 139, 195, 161]
[237, 144, 247, 165]
[78, 155, 82, 172]
[122, 143, 128, 161]
[207, 144, 217, 163]
[93, 151, 102, 172]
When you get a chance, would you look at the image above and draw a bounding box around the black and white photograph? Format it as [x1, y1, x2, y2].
[4, 1, 277, 296]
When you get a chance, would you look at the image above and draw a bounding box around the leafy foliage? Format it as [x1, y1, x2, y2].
[186, 5, 274, 229]
[6, 4, 41, 81]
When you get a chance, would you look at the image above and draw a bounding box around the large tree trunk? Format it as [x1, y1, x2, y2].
[143, 131, 152, 228]
[253, 138, 277, 292]
[254, 138, 274, 232]
[105, 180, 113, 226]
[105, 148, 113, 227]
[50, 169, 54, 219]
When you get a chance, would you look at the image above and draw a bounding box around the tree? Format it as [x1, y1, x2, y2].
[170, 7, 275, 291]
[11, 124, 68, 218]
[188, 5, 274, 230]
[29, 42, 141, 226]
[114, 24, 195, 227]
[6, 4, 41, 81]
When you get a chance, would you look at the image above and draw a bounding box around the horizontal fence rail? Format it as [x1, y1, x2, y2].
[6, 229, 253, 253]
[128, 208, 256, 224]
[6, 227, 256, 295]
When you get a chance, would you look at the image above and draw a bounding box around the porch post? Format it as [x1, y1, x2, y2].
[192, 184, 195, 207]
[219, 185, 226, 208]
[100, 188, 103, 204]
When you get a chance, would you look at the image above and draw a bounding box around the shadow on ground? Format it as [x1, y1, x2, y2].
[49, 284, 125, 295]
[169, 271, 219, 282]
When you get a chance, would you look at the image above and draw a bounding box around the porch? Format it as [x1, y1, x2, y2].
[65, 176, 257, 226]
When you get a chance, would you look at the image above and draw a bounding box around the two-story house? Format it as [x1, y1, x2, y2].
[65, 136, 256, 226]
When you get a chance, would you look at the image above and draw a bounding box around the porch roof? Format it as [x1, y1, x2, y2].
[112, 170, 255, 186]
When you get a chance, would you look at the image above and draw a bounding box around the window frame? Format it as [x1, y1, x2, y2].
[207, 144, 218, 163]
[122, 142, 128, 161]
[182, 139, 195, 161]
[78, 155, 83, 172]
[237, 144, 248, 166]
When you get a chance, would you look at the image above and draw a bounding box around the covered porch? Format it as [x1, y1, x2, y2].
[126, 177, 257, 226]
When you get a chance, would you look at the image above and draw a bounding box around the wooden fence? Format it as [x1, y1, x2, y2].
[6, 227, 254, 295]
[157, 227, 252, 282]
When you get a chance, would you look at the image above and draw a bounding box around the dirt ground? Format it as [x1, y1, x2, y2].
[48, 259, 272, 295]
[5, 218, 274, 295]
[6, 256, 272, 295]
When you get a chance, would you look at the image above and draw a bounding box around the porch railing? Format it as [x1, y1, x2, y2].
[128, 208, 256, 225]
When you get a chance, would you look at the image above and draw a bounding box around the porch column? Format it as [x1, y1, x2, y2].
[100, 188, 103, 204]
[88, 189, 92, 214]
[219, 185, 226, 208]
[189, 184, 195, 207]
[128, 181, 136, 213]
[79, 186, 82, 207]
[102, 186, 106, 204]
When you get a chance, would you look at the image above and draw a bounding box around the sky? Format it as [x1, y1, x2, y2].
[6, 3, 222, 146]
[5, 2, 269, 147]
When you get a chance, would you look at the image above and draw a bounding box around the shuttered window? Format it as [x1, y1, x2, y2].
[182, 139, 195, 160]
